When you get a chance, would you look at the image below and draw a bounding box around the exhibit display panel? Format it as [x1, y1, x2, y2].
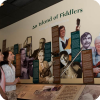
[0, 0, 100, 84]
[16, 84, 100, 100]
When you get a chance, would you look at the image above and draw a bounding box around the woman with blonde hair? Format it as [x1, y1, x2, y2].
[38, 49, 54, 83]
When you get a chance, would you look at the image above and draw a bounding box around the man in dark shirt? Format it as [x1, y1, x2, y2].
[32, 38, 46, 60]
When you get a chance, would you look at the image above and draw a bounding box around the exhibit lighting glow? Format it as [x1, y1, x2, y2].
[0, 0, 6, 6]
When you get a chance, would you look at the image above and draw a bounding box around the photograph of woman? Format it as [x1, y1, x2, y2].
[1, 50, 20, 100]
[38, 49, 54, 84]
[0, 49, 8, 100]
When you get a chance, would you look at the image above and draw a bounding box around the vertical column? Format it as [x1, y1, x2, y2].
[44, 42, 51, 62]
[14, 44, 19, 66]
[52, 25, 60, 84]
[16, 54, 21, 77]
[33, 60, 39, 84]
[2, 39, 6, 52]
[71, 31, 81, 62]
[82, 49, 94, 84]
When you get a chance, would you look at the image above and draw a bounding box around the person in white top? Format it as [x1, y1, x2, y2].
[0, 49, 8, 100]
[59, 25, 71, 55]
[1, 50, 20, 100]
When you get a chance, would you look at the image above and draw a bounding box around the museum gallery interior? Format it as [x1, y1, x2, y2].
[0, 0, 100, 100]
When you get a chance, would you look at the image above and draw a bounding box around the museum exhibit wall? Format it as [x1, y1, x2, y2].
[0, 0, 100, 84]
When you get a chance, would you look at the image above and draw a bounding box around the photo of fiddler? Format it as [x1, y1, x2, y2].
[60, 51, 82, 78]
[38, 49, 54, 83]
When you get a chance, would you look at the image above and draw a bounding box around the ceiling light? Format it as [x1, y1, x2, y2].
[0, 0, 6, 6]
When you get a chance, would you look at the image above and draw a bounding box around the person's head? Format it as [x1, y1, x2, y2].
[39, 38, 46, 49]
[77, 18, 80, 26]
[60, 51, 69, 66]
[81, 32, 92, 49]
[38, 49, 44, 63]
[59, 26, 65, 38]
[94, 36, 100, 52]
[20, 48, 26, 61]
[3, 50, 15, 64]
[0, 49, 4, 62]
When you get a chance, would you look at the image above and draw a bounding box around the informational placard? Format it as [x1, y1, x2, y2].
[33, 60, 39, 84]
[44, 42, 51, 62]
[14, 44, 19, 65]
[71, 31, 81, 62]
[55, 85, 85, 100]
[16, 54, 21, 77]
[52, 25, 60, 84]
[82, 49, 94, 84]
[53, 57, 60, 83]
[52, 25, 59, 53]
[14, 44, 19, 54]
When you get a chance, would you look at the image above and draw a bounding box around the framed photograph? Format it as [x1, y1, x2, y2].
[23, 39, 27, 48]
[27, 36, 32, 57]
[20, 48, 30, 79]
[2, 39, 6, 52]
[23, 36, 32, 57]
[27, 36, 32, 44]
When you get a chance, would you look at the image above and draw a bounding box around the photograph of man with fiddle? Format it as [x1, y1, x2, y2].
[38, 49, 54, 83]
[59, 25, 71, 61]
[93, 36, 100, 78]
[20, 48, 29, 79]
[60, 51, 82, 78]
[20, 48, 34, 79]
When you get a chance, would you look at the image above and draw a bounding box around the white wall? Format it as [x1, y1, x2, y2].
[0, 0, 100, 83]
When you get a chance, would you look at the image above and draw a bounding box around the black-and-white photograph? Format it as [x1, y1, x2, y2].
[23, 36, 32, 57]
[81, 32, 94, 51]
[28, 59, 33, 77]
[20, 48, 34, 79]
[20, 48, 29, 79]
[31, 38, 46, 60]
[60, 51, 82, 78]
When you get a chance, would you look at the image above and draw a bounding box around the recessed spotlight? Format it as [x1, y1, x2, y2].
[0, 1, 4, 6]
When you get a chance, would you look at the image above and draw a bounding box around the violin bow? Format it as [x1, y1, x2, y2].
[61, 47, 83, 77]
